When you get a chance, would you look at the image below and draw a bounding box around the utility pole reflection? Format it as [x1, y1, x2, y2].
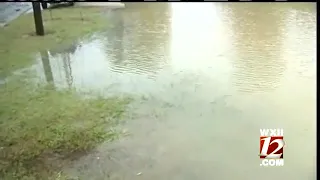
[40, 50, 55, 88]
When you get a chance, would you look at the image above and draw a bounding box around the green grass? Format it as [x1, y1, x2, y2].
[0, 77, 131, 179]
[0, 6, 131, 179]
[0, 6, 108, 77]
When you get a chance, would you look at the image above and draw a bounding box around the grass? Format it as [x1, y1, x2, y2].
[0, 77, 131, 179]
[0, 6, 109, 77]
[0, 6, 131, 179]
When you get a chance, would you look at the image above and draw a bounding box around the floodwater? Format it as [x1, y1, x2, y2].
[30, 3, 316, 180]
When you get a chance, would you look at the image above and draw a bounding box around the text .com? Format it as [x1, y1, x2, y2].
[260, 159, 284, 167]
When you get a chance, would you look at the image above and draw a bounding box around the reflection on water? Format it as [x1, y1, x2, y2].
[105, 4, 171, 78]
[228, 3, 288, 93]
[40, 50, 54, 84]
[27, 3, 316, 180]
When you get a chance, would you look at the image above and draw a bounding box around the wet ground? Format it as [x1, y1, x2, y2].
[14, 3, 317, 180]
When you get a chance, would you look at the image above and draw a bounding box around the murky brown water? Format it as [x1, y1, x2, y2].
[30, 3, 317, 180]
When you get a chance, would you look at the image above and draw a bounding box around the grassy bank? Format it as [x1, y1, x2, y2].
[0, 6, 130, 179]
[0, 6, 108, 77]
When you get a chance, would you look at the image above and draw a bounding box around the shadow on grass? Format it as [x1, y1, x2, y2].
[0, 74, 131, 179]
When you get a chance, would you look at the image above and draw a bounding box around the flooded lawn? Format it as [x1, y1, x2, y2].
[1, 2, 317, 180]
[0, 7, 130, 179]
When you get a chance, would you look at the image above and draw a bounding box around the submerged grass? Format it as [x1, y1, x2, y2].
[0, 76, 131, 179]
[0, 6, 108, 77]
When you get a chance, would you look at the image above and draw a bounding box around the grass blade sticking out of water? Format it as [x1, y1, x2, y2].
[0, 75, 131, 179]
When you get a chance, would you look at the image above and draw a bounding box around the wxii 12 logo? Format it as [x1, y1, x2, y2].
[259, 128, 285, 167]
